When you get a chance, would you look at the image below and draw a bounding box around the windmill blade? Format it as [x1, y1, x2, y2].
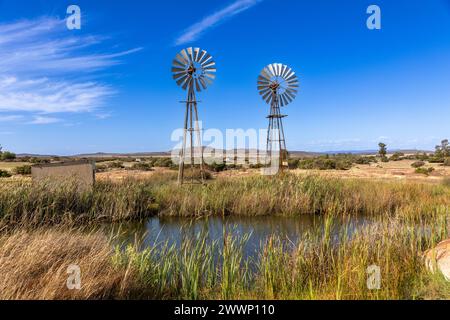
[173, 72, 186, 81]
[202, 76, 213, 86]
[193, 48, 200, 62]
[199, 77, 208, 90]
[203, 61, 216, 69]
[200, 54, 213, 66]
[259, 87, 271, 97]
[260, 69, 272, 82]
[194, 78, 201, 92]
[176, 74, 189, 87]
[172, 59, 186, 69]
[279, 94, 285, 107]
[204, 73, 216, 80]
[197, 50, 208, 64]
[277, 63, 284, 76]
[182, 77, 193, 90]
[180, 49, 190, 64]
[268, 64, 276, 78]
[172, 67, 186, 73]
[187, 47, 195, 63]
[285, 89, 296, 101]
[281, 65, 289, 78]
[175, 53, 188, 66]
[262, 89, 272, 100]
[285, 72, 297, 82]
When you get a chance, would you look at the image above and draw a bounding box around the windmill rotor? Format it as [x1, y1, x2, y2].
[172, 47, 216, 92]
[257, 63, 299, 107]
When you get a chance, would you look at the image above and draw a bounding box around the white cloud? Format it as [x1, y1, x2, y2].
[0, 114, 23, 122]
[29, 116, 61, 125]
[175, 0, 262, 45]
[0, 17, 140, 119]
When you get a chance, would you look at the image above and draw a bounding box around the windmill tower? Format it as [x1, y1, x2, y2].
[257, 63, 299, 172]
[172, 47, 216, 184]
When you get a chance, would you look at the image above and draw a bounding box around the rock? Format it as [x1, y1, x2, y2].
[424, 239, 450, 281]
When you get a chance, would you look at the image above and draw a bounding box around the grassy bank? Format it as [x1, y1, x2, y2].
[1, 173, 449, 226]
[1, 213, 448, 300]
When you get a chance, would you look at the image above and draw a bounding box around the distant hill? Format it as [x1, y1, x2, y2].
[16, 149, 433, 159]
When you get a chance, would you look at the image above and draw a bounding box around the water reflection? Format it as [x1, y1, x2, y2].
[106, 215, 369, 261]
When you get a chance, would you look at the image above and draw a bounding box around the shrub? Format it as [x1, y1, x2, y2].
[298, 158, 352, 171]
[390, 152, 405, 161]
[0, 170, 11, 178]
[13, 165, 32, 175]
[1, 151, 16, 161]
[30, 157, 50, 164]
[411, 161, 425, 168]
[415, 167, 434, 176]
[443, 158, 450, 167]
[130, 162, 153, 172]
[95, 164, 108, 173]
[151, 157, 174, 168]
[208, 162, 227, 172]
[107, 161, 124, 169]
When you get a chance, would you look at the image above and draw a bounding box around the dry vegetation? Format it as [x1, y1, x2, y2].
[0, 162, 449, 300]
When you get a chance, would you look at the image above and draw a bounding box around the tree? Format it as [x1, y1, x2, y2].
[378, 143, 387, 158]
[435, 139, 450, 158]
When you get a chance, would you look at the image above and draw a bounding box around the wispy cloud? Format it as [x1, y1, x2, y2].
[0, 17, 140, 122]
[29, 116, 61, 125]
[0, 114, 24, 122]
[175, 0, 262, 46]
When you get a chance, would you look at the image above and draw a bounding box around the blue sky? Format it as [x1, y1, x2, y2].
[0, 0, 449, 155]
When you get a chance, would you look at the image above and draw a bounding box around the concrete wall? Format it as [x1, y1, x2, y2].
[32, 161, 95, 191]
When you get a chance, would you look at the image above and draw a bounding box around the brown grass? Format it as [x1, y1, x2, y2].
[0, 229, 142, 300]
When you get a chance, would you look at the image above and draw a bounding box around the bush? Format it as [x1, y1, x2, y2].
[0, 170, 11, 178]
[95, 164, 108, 173]
[298, 158, 352, 171]
[30, 157, 50, 164]
[207, 162, 227, 172]
[443, 158, 450, 167]
[13, 165, 32, 175]
[151, 157, 174, 168]
[1, 151, 16, 161]
[130, 162, 153, 172]
[415, 167, 434, 176]
[107, 161, 124, 169]
[411, 161, 425, 168]
[390, 152, 404, 161]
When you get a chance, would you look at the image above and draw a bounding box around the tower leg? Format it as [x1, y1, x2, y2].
[178, 84, 205, 185]
[178, 103, 189, 185]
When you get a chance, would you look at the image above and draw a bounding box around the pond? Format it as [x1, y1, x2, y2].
[108, 215, 371, 261]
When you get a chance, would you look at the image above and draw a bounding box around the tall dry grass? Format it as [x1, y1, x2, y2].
[0, 179, 157, 227]
[0, 229, 144, 300]
[0, 212, 448, 300]
[153, 174, 450, 218]
[1, 173, 449, 226]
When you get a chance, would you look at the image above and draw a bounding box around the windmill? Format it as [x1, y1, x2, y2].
[257, 63, 299, 172]
[172, 47, 216, 184]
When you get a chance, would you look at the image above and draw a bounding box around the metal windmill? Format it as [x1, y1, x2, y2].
[172, 47, 216, 184]
[257, 63, 299, 172]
